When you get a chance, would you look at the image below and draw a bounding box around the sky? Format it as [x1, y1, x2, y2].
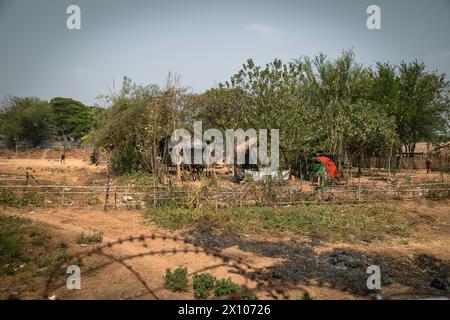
[0, 0, 449, 105]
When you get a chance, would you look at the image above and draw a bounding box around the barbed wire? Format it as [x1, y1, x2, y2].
[43, 232, 315, 300]
[42, 232, 450, 301]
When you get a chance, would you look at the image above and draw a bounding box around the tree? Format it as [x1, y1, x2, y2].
[0, 97, 53, 147]
[298, 50, 375, 171]
[90, 76, 190, 175]
[221, 58, 310, 168]
[371, 61, 450, 156]
[50, 97, 102, 140]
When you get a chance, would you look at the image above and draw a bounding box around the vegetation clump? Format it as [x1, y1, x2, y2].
[193, 273, 217, 299]
[164, 267, 189, 292]
[76, 231, 103, 244]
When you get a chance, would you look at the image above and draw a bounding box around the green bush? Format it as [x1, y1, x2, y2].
[242, 292, 259, 300]
[164, 267, 188, 292]
[193, 273, 217, 299]
[214, 278, 240, 297]
[300, 292, 314, 300]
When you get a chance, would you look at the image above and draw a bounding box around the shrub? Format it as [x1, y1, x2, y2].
[164, 267, 188, 292]
[193, 273, 217, 299]
[242, 292, 259, 300]
[300, 292, 314, 300]
[214, 278, 240, 297]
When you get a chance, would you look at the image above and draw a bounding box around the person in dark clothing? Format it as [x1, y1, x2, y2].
[60, 150, 66, 164]
[425, 159, 432, 174]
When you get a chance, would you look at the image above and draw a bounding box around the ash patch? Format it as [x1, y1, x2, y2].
[186, 228, 449, 296]
[268, 250, 449, 295]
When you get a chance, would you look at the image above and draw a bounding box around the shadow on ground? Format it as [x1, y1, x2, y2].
[185, 227, 449, 296]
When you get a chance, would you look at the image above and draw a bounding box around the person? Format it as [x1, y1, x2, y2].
[60, 150, 66, 164]
[425, 158, 432, 174]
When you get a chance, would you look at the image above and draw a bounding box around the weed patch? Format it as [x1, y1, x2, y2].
[76, 231, 103, 244]
[164, 267, 189, 292]
[193, 273, 217, 299]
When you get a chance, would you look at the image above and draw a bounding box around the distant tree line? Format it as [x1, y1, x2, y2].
[0, 96, 104, 147]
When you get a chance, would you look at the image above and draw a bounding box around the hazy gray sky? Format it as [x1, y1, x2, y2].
[0, 0, 449, 105]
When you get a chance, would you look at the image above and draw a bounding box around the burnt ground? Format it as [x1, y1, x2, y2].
[186, 226, 450, 297]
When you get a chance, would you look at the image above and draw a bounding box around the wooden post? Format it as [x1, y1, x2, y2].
[104, 150, 110, 212]
[62, 185, 65, 206]
[114, 187, 118, 210]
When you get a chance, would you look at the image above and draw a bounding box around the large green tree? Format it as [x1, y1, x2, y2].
[50, 97, 103, 140]
[371, 61, 450, 156]
[0, 97, 53, 147]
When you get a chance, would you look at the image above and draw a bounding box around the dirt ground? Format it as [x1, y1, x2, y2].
[0, 149, 106, 186]
[0, 149, 449, 300]
[0, 201, 449, 300]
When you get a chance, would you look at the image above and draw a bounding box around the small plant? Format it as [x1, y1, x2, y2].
[2, 264, 16, 275]
[214, 278, 240, 297]
[193, 273, 217, 299]
[242, 292, 259, 300]
[57, 250, 73, 262]
[76, 231, 103, 244]
[243, 172, 254, 183]
[37, 256, 51, 269]
[300, 292, 314, 300]
[164, 267, 188, 292]
[59, 241, 68, 249]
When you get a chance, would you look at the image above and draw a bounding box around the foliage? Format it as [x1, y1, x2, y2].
[0, 188, 43, 208]
[370, 61, 450, 156]
[0, 96, 103, 147]
[50, 97, 104, 139]
[90, 76, 191, 174]
[300, 292, 314, 300]
[76, 231, 103, 244]
[0, 215, 72, 278]
[118, 170, 156, 186]
[0, 187, 15, 206]
[144, 203, 412, 243]
[0, 97, 53, 147]
[242, 292, 260, 300]
[0, 216, 25, 266]
[214, 278, 240, 296]
[2, 49, 449, 171]
[164, 267, 189, 292]
[193, 273, 217, 299]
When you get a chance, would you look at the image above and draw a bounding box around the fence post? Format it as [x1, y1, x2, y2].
[104, 150, 110, 212]
[114, 187, 118, 209]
